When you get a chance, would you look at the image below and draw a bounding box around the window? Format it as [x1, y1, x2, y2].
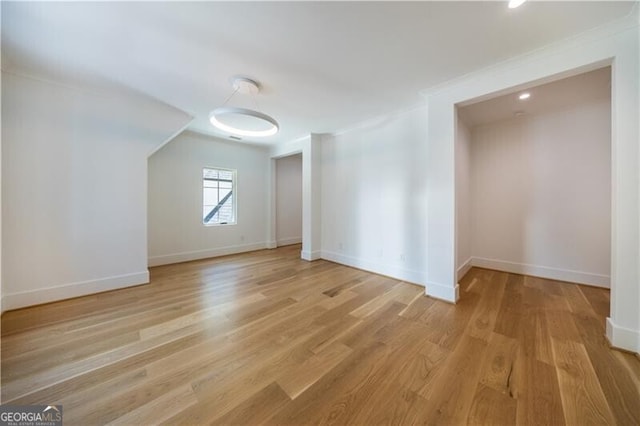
[203, 167, 236, 225]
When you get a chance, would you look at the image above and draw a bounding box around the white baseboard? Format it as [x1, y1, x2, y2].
[606, 317, 640, 354]
[301, 250, 322, 261]
[471, 257, 610, 288]
[426, 281, 459, 303]
[277, 237, 302, 247]
[320, 250, 426, 287]
[2, 271, 149, 311]
[148, 242, 267, 267]
[456, 257, 473, 282]
[266, 240, 278, 249]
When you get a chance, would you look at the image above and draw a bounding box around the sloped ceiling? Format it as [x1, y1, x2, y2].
[1, 1, 635, 144]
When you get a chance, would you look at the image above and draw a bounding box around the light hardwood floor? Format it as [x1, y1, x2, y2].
[1, 244, 639, 425]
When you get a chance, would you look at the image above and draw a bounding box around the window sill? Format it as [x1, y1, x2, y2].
[203, 222, 237, 227]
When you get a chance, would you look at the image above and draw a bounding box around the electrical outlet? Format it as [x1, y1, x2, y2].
[338, 242, 343, 250]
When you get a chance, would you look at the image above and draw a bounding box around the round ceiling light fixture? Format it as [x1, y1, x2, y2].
[209, 77, 279, 138]
[209, 107, 279, 137]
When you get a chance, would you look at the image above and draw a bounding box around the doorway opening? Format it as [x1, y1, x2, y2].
[275, 153, 303, 247]
[455, 66, 612, 289]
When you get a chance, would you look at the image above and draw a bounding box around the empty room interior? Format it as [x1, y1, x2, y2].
[1, 1, 639, 425]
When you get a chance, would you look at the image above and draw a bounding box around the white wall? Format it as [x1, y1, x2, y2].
[1, 71, 191, 310]
[0, 50, 3, 317]
[268, 135, 321, 261]
[470, 100, 611, 287]
[148, 131, 271, 266]
[276, 154, 302, 246]
[0, 67, 2, 317]
[425, 14, 638, 352]
[320, 107, 428, 285]
[1, 7, 4, 390]
[455, 113, 472, 280]
[302, 134, 322, 260]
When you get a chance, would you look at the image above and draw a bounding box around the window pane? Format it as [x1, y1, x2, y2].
[203, 188, 219, 204]
[203, 169, 218, 179]
[203, 167, 236, 225]
[219, 170, 233, 180]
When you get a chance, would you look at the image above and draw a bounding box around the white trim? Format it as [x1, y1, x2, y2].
[270, 135, 307, 159]
[319, 250, 426, 287]
[2, 271, 149, 312]
[606, 317, 640, 354]
[266, 240, 278, 249]
[202, 166, 237, 227]
[426, 281, 459, 303]
[456, 257, 473, 282]
[270, 145, 304, 159]
[471, 257, 610, 288]
[301, 250, 322, 261]
[148, 242, 267, 267]
[277, 237, 302, 247]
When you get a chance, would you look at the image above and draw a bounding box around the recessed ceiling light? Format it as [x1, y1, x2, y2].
[508, 0, 527, 9]
[519, 92, 531, 100]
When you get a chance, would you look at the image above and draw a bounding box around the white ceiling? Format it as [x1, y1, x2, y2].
[1, 1, 635, 145]
[458, 66, 612, 127]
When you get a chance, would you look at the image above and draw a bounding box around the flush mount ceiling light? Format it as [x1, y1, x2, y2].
[508, 0, 527, 8]
[519, 92, 531, 100]
[209, 77, 279, 138]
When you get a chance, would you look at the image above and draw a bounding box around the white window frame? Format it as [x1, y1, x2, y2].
[202, 167, 237, 226]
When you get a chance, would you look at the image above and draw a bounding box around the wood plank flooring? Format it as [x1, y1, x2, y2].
[1, 244, 638, 425]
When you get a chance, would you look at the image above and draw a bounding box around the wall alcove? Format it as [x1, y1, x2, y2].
[455, 67, 612, 289]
